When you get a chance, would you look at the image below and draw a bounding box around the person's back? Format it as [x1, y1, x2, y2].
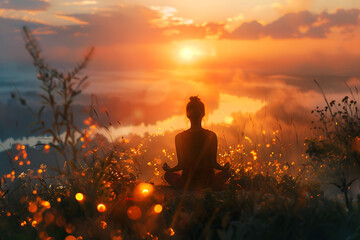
[163, 96, 230, 191]
[177, 129, 216, 188]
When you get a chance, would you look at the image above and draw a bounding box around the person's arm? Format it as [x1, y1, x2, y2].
[162, 135, 184, 172]
[163, 163, 182, 172]
[211, 133, 230, 170]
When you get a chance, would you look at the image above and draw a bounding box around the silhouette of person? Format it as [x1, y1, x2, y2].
[162, 96, 230, 191]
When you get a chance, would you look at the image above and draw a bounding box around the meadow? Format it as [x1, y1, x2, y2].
[1, 27, 360, 240]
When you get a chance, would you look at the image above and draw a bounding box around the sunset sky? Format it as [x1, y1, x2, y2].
[1, 0, 360, 146]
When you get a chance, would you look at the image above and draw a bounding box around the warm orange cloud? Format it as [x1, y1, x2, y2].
[62, 1, 97, 6]
[55, 13, 88, 25]
[226, 9, 360, 39]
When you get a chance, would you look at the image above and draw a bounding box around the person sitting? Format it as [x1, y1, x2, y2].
[162, 96, 230, 191]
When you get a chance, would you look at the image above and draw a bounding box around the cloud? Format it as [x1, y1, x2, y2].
[62, 1, 97, 6]
[0, 16, 45, 34]
[22, 6, 224, 48]
[35, 6, 179, 47]
[0, 17, 50, 64]
[0, 5, 227, 70]
[229, 21, 264, 39]
[89, 77, 220, 126]
[0, 0, 50, 11]
[55, 14, 88, 25]
[0, 4, 224, 51]
[227, 9, 360, 39]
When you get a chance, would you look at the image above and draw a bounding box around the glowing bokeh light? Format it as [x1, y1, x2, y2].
[100, 221, 107, 229]
[28, 203, 38, 213]
[41, 201, 51, 209]
[75, 193, 84, 202]
[169, 227, 175, 236]
[44, 212, 55, 225]
[111, 229, 123, 240]
[97, 203, 106, 212]
[127, 206, 142, 220]
[134, 182, 154, 200]
[65, 223, 75, 234]
[65, 235, 77, 240]
[154, 204, 163, 213]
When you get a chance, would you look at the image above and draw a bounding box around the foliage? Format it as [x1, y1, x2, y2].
[306, 80, 360, 210]
[11, 26, 94, 169]
[307, 81, 360, 167]
[1, 26, 141, 239]
[159, 186, 359, 240]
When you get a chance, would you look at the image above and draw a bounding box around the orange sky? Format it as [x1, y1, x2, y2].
[1, 0, 360, 141]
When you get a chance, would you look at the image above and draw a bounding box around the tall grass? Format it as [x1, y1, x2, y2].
[306, 80, 360, 210]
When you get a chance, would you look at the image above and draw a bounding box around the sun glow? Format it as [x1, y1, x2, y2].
[179, 47, 202, 61]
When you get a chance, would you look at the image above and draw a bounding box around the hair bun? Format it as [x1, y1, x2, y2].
[189, 96, 200, 102]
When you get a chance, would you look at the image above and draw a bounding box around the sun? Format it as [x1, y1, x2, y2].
[176, 43, 215, 63]
[179, 47, 195, 60]
[179, 47, 201, 62]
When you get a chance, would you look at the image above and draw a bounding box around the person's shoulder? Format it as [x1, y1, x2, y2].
[175, 130, 187, 139]
[204, 129, 217, 138]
